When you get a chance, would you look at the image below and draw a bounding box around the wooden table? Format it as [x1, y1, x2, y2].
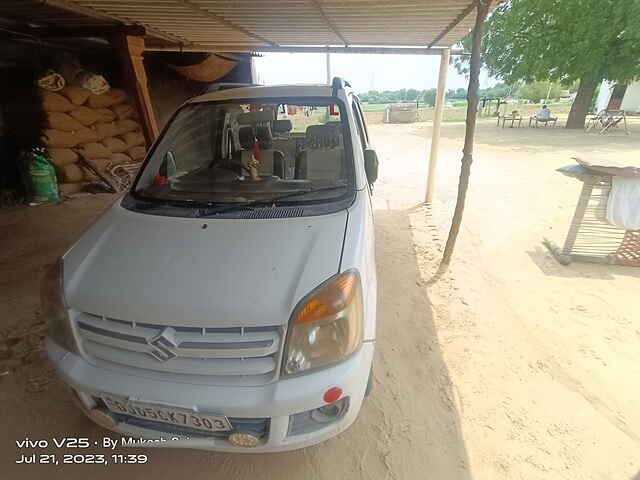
[497, 115, 523, 128]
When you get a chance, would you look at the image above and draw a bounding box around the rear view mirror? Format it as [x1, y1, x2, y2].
[364, 148, 379, 185]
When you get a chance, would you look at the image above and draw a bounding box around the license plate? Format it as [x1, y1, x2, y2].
[101, 395, 232, 432]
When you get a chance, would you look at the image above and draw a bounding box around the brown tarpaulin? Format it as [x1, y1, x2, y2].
[169, 54, 237, 83]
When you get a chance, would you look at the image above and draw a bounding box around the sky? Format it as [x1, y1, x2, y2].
[254, 52, 498, 93]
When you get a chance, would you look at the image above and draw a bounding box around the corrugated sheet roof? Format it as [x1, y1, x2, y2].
[0, 0, 492, 50]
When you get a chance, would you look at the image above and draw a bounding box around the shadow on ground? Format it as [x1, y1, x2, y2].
[526, 245, 640, 280]
[2, 199, 472, 480]
[416, 119, 640, 158]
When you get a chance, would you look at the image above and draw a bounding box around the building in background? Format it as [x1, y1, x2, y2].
[595, 80, 640, 114]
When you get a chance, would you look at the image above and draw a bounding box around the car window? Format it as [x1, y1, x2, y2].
[353, 98, 369, 144]
[351, 102, 367, 151]
[282, 104, 342, 134]
[134, 99, 353, 206]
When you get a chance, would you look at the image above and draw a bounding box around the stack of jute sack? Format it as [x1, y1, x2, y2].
[39, 86, 147, 186]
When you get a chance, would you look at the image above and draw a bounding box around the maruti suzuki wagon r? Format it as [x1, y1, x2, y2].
[43, 77, 378, 452]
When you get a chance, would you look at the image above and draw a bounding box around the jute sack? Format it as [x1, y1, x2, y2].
[74, 127, 100, 144]
[59, 86, 91, 106]
[122, 131, 145, 148]
[109, 152, 133, 165]
[76, 142, 112, 160]
[37, 71, 65, 92]
[70, 106, 101, 126]
[102, 137, 128, 153]
[58, 163, 84, 182]
[95, 108, 117, 123]
[75, 71, 110, 95]
[41, 91, 74, 112]
[82, 158, 111, 181]
[43, 128, 100, 147]
[112, 103, 135, 120]
[91, 122, 119, 140]
[87, 88, 127, 109]
[115, 119, 141, 135]
[47, 148, 79, 167]
[42, 129, 79, 148]
[58, 183, 85, 196]
[128, 145, 146, 161]
[46, 112, 84, 132]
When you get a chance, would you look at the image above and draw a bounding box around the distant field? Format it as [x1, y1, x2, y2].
[361, 104, 390, 112]
[362, 101, 572, 124]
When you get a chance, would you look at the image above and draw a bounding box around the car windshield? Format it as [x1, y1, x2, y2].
[134, 99, 353, 205]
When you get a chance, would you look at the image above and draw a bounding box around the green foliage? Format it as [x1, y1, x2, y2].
[479, 82, 514, 98]
[447, 88, 468, 99]
[359, 88, 432, 104]
[359, 82, 518, 106]
[482, 0, 640, 85]
[422, 88, 437, 106]
[517, 81, 562, 102]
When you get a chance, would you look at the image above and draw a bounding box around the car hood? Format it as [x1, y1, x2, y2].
[63, 201, 348, 328]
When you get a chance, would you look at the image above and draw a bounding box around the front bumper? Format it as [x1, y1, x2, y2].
[46, 339, 374, 452]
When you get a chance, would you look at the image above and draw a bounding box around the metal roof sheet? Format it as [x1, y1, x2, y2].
[0, 1, 493, 50]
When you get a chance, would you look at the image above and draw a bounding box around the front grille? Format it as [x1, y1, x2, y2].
[93, 398, 270, 439]
[75, 313, 284, 385]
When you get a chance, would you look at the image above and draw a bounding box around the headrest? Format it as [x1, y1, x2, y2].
[256, 123, 273, 149]
[272, 119, 292, 134]
[238, 126, 254, 150]
[305, 123, 342, 149]
[238, 124, 273, 150]
[237, 110, 274, 125]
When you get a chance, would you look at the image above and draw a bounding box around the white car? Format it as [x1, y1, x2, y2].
[43, 78, 378, 452]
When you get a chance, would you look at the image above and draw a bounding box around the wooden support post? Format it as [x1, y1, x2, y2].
[440, 1, 490, 269]
[326, 49, 331, 84]
[425, 47, 450, 203]
[110, 34, 159, 146]
[562, 180, 595, 254]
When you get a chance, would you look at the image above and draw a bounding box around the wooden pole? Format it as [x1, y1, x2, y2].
[110, 34, 159, 146]
[440, 0, 490, 268]
[425, 47, 450, 203]
[326, 49, 331, 84]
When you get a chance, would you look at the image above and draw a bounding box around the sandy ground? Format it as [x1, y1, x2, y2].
[2, 119, 640, 479]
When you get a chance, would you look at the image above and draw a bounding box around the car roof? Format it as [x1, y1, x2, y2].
[189, 84, 336, 104]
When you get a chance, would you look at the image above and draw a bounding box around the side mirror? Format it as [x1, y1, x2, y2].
[364, 148, 379, 185]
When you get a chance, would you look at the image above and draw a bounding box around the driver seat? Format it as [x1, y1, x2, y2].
[238, 125, 285, 178]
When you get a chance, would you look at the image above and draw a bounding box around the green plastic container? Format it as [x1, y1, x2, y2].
[21, 149, 60, 205]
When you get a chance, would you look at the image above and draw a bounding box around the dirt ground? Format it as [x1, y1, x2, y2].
[2, 119, 640, 479]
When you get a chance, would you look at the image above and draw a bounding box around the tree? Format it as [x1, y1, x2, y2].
[405, 88, 420, 101]
[439, 0, 491, 268]
[477, 82, 515, 99]
[423, 88, 437, 107]
[518, 81, 562, 102]
[480, 0, 640, 128]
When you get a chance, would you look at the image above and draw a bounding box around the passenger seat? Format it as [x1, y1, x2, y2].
[296, 124, 344, 182]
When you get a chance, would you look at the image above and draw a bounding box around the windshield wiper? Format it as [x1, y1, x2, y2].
[196, 184, 348, 217]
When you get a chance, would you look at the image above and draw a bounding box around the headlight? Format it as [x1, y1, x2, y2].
[283, 270, 363, 376]
[41, 259, 77, 353]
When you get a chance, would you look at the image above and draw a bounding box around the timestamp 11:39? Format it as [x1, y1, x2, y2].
[16, 454, 148, 465]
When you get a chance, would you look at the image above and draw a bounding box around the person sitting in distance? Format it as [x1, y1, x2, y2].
[537, 105, 552, 121]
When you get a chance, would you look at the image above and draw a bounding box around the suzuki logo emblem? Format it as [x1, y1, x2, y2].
[147, 327, 177, 362]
